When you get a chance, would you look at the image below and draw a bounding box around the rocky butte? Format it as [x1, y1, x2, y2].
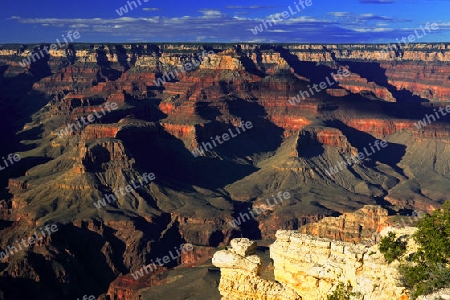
[0, 43, 449, 299]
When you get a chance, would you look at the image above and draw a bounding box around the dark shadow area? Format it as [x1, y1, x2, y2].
[254, 46, 266, 74]
[115, 45, 130, 71]
[116, 123, 258, 190]
[273, 46, 338, 86]
[195, 101, 222, 121]
[65, 44, 76, 65]
[311, 200, 339, 213]
[0, 155, 53, 200]
[339, 60, 429, 103]
[15, 124, 45, 143]
[0, 222, 123, 300]
[95, 45, 111, 68]
[95, 45, 121, 81]
[0, 67, 52, 200]
[124, 98, 167, 122]
[396, 208, 422, 216]
[377, 101, 450, 121]
[201, 45, 220, 54]
[129, 44, 143, 67]
[322, 45, 337, 61]
[235, 45, 266, 77]
[209, 230, 225, 248]
[55, 223, 127, 297]
[374, 196, 397, 214]
[83, 145, 112, 172]
[28, 46, 52, 80]
[197, 97, 284, 158]
[297, 130, 325, 159]
[232, 201, 262, 240]
[137, 216, 190, 269]
[325, 120, 407, 174]
[0, 220, 13, 231]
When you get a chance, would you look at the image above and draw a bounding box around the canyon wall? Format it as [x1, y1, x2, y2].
[213, 229, 412, 300]
[212, 238, 302, 300]
[270, 230, 409, 300]
[1, 42, 450, 299]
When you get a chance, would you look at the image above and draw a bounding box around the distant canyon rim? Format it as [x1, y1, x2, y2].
[0, 42, 449, 299]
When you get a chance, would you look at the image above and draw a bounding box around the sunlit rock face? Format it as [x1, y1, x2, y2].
[270, 230, 410, 300]
[1, 42, 450, 299]
[212, 238, 302, 300]
[214, 229, 413, 300]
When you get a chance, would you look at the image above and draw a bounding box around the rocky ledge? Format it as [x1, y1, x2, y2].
[213, 228, 415, 300]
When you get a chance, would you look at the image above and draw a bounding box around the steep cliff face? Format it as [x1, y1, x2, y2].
[213, 229, 412, 300]
[212, 238, 302, 300]
[1, 42, 450, 299]
[270, 230, 410, 300]
[300, 205, 389, 243]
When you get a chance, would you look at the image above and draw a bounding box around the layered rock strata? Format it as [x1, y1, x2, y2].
[214, 230, 411, 300]
[212, 238, 302, 300]
[300, 205, 389, 243]
[270, 230, 409, 300]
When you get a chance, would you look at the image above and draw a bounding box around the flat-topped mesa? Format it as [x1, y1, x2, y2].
[75, 139, 134, 174]
[299, 127, 353, 149]
[212, 238, 302, 300]
[81, 124, 120, 141]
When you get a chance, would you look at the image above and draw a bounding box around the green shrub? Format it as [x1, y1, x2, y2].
[327, 282, 360, 300]
[398, 201, 450, 299]
[413, 202, 450, 264]
[379, 231, 407, 263]
[399, 263, 450, 299]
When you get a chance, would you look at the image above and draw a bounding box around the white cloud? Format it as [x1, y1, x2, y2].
[199, 9, 224, 18]
[329, 12, 350, 17]
[7, 11, 446, 43]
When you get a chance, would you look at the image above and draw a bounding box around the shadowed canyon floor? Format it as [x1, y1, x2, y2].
[0, 43, 449, 299]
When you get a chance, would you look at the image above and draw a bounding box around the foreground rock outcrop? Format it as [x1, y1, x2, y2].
[300, 205, 389, 243]
[271, 230, 409, 300]
[212, 238, 302, 300]
[2, 42, 450, 299]
[214, 229, 413, 300]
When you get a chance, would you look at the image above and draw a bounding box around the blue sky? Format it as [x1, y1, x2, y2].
[1, 0, 449, 43]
